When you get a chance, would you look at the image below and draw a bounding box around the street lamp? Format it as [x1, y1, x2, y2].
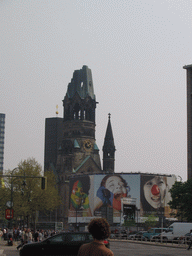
[136, 208, 140, 231]
[9, 167, 26, 230]
[9, 167, 19, 230]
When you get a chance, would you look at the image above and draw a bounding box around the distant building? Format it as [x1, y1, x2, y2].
[44, 117, 63, 172]
[44, 66, 115, 226]
[183, 64, 192, 180]
[0, 113, 5, 174]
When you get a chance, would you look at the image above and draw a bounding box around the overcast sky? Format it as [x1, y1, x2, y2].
[1, 0, 192, 181]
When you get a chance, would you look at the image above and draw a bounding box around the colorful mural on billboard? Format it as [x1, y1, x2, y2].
[68, 173, 176, 224]
[140, 174, 176, 217]
[68, 175, 92, 218]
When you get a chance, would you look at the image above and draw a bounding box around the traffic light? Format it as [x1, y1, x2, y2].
[41, 177, 47, 190]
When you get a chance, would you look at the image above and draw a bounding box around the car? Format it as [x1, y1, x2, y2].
[152, 232, 192, 244]
[120, 230, 128, 239]
[128, 231, 147, 241]
[134, 231, 147, 241]
[127, 231, 138, 240]
[151, 234, 161, 242]
[142, 228, 167, 241]
[19, 232, 110, 256]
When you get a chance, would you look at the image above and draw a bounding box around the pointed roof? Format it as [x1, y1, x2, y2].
[66, 65, 95, 100]
[103, 113, 115, 150]
[73, 156, 101, 173]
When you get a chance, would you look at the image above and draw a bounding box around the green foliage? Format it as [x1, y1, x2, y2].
[122, 219, 136, 227]
[168, 179, 192, 222]
[0, 185, 10, 218]
[0, 158, 61, 225]
[144, 214, 158, 229]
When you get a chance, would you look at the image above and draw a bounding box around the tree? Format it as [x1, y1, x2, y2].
[122, 219, 136, 228]
[1, 158, 61, 227]
[144, 214, 158, 229]
[0, 179, 10, 222]
[168, 179, 192, 222]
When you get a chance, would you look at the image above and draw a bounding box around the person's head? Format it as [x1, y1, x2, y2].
[143, 176, 167, 209]
[88, 218, 111, 240]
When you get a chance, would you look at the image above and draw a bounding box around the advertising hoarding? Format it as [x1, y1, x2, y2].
[68, 173, 176, 224]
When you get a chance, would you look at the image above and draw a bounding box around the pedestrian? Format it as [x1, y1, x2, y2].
[27, 229, 33, 243]
[0, 229, 3, 241]
[7, 233, 13, 246]
[3, 228, 7, 240]
[16, 228, 20, 241]
[187, 229, 192, 250]
[77, 218, 114, 256]
[17, 228, 26, 250]
[38, 230, 43, 241]
[34, 230, 39, 242]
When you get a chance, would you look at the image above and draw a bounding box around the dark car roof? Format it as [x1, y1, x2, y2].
[59, 231, 90, 234]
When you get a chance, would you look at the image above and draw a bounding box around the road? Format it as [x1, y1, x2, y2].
[0, 240, 191, 256]
[110, 240, 191, 256]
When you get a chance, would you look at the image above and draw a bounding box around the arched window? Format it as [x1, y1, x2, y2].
[73, 103, 81, 120]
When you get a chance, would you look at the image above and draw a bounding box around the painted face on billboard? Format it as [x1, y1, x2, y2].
[69, 177, 92, 218]
[70, 180, 83, 209]
[105, 176, 127, 200]
[143, 176, 167, 209]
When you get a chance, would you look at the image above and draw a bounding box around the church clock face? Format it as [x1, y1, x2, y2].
[83, 139, 93, 152]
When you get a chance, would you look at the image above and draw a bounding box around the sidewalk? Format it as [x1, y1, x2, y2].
[110, 239, 189, 249]
[0, 239, 19, 250]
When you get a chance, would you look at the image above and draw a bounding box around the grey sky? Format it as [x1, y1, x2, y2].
[1, 0, 191, 181]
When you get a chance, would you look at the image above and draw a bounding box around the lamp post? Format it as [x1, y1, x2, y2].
[76, 206, 77, 230]
[9, 167, 26, 230]
[136, 208, 140, 232]
[9, 167, 20, 230]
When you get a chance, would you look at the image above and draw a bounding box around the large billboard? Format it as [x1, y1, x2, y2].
[68, 173, 176, 223]
[140, 174, 176, 217]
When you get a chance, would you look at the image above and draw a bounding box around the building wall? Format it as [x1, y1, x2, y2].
[44, 117, 63, 172]
[184, 65, 192, 180]
[0, 113, 5, 175]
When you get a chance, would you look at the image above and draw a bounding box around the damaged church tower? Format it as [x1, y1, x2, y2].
[55, 65, 110, 225]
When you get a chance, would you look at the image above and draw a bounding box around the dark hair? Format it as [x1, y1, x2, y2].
[100, 174, 128, 188]
[88, 218, 111, 240]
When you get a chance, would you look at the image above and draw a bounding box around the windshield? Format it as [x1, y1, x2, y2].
[166, 226, 173, 232]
